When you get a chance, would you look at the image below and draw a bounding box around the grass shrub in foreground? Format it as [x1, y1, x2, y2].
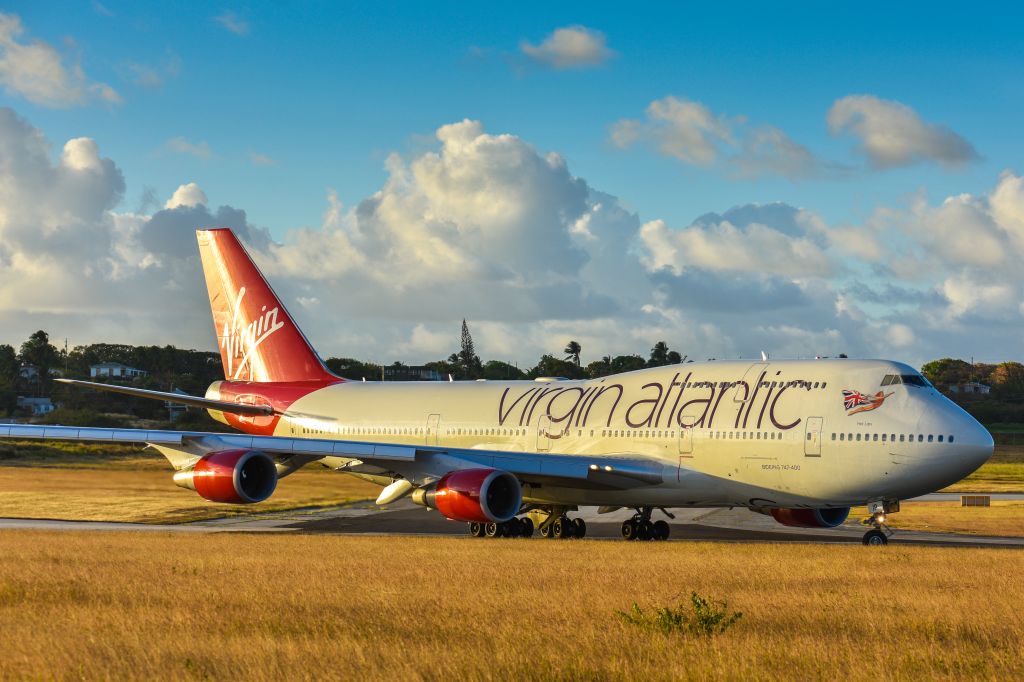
[617, 592, 743, 636]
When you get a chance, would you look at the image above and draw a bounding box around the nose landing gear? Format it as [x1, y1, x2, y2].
[861, 499, 899, 545]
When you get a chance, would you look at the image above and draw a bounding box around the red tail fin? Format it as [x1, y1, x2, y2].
[196, 228, 337, 383]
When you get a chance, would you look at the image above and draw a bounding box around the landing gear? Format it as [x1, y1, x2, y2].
[467, 516, 535, 538]
[621, 507, 671, 541]
[528, 506, 586, 540]
[861, 499, 898, 546]
[572, 517, 587, 539]
[544, 514, 585, 539]
[862, 528, 888, 546]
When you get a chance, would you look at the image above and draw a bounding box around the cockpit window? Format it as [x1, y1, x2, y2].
[881, 373, 930, 388]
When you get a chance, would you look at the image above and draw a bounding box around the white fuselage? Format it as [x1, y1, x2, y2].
[270, 359, 993, 509]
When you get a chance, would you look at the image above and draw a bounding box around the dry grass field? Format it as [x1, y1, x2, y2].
[0, 466, 379, 523]
[0, 532, 1021, 680]
[888, 501, 1024, 537]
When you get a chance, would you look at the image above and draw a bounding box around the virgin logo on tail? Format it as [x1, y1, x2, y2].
[221, 287, 286, 380]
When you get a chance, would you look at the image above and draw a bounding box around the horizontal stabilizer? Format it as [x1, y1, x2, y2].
[55, 378, 274, 417]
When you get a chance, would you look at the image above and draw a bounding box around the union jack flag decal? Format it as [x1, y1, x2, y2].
[842, 389, 893, 415]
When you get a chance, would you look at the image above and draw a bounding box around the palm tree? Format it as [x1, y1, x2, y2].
[564, 340, 582, 367]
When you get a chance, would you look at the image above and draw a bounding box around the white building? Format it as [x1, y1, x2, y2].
[949, 381, 991, 395]
[89, 362, 149, 380]
[16, 396, 55, 415]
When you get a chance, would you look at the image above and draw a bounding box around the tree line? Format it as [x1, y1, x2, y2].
[2, 327, 1023, 425]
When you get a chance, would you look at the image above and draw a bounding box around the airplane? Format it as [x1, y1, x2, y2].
[0, 229, 994, 545]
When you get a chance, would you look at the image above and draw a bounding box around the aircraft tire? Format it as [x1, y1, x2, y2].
[469, 522, 485, 538]
[519, 517, 534, 538]
[485, 522, 501, 538]
[652, 520, 670, 541]
[572, 517, 587, 539]
[862, 529, 888, 546]
[621, 519, 639, 540]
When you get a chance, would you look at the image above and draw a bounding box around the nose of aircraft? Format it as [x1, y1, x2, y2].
[962, 417, 995, 471]
[937, 399, 994, 481]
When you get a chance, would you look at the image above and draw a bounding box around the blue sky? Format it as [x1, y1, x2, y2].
[1, 2, 1023, 365]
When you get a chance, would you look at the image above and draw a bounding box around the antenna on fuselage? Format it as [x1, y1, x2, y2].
[761, 351, 770, 361]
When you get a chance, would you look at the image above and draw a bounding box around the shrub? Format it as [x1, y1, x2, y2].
[617, 592, 742, 637]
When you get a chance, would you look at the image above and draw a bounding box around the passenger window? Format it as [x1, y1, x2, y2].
[882, 434, 887, 442]
[938, 435, 943, 442]
[831, 433, 836, 441]
[928, 435, 934, 442]
[873, 434, 878, 441]
[918, 434, 924, 442]
[899, 434, 904, 442]
[949, 435, 955, 443]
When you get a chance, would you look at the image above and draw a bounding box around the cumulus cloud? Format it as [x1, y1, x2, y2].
[520, 26, 614, 69]
[612, 96, 823, 179]
[0, 12, 120, 108]
[638, 207, 830, 278]
[827, 95, 978, 169]
[612, 97, 731, 166]
[2, 106, 1022, 366]
[165, 182, 208, 209]
[166, 137, 213, 159]
[214, 11, 250, 36]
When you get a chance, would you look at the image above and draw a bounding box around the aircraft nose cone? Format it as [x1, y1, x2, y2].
[964, 422, 995, 470]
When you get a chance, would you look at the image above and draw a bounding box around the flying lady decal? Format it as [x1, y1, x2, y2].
[842, 389, 893, 415]
[220, 286, 286, 381]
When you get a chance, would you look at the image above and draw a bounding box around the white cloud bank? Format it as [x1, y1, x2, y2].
[615, 94, 979, 177]
[0, 12, 120, 108]
[0, 106, 1021, 365]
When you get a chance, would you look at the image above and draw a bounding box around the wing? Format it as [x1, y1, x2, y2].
[54, 378, 274, 416]
[0, 424, 666, 490]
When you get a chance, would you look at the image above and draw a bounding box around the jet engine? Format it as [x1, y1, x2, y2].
[173, 449, 277, 503]
[412, 468, 522, 523]
[769, 507, 850, 528]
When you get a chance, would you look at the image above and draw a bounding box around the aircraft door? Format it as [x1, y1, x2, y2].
[426, 414, 440, 446]
[804, 416, 822, 457]
[678, 415, 695, 456]
[677, 415, 695, 481]
[537, 416, 552, 452]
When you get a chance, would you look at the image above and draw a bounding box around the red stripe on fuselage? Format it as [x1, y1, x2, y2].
[215, 380, 341, 435]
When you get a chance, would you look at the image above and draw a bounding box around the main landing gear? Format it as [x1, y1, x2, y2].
[467, 506, 588, 539]
[621, 507, 671, 541]
[469, 517, 535, 539]
[861, 499, 899, 546]
[539, 514, 586, 540]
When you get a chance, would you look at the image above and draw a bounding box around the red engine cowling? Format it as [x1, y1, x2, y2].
[173, 449, 277, 504]
[770, 507, 850, 528]
[412, 468, 522, 523]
